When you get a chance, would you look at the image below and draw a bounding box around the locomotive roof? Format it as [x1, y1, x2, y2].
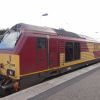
[53, 28, 81, 38]
[11, 23, 99, 43]
[11, 23, 82, 38]
[11, 23, 57, 35]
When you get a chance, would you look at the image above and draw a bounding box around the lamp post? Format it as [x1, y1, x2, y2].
[42, 13, 48, 16]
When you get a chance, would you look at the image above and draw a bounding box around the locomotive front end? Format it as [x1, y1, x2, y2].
[0, 54, 20, 96]
[0, 27, 21, 96]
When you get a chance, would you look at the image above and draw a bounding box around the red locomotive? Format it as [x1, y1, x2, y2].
[0, 23, 100, 96]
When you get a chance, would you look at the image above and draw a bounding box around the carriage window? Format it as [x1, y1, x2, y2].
[37, 38, 46, 48]
[65, 42, 80, 62]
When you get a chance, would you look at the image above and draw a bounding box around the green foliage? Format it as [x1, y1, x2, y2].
[0, 29, 6, 35]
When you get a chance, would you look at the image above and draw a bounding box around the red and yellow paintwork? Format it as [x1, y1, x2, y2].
[0, 23, 100, 89]
[0, 23, 100, 96]
[0, 35, 100, 81]
[60, 42, 98, 68]
[0, 54, 20, 79]
[19, 36, 100, 77]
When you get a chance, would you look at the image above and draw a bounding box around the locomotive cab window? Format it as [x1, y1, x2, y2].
[37, 38, 46, 49]
[0, 30, 20, 49]
[65, 42, 80, 62]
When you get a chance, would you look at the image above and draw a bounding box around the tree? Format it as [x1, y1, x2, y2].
[0, 29, 6, 35]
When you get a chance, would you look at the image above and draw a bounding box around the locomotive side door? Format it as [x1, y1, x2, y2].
[37, 37, 48, 70]
[49, 38, 59, 68]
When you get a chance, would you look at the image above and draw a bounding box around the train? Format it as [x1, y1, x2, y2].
[0, 23, 100, 96]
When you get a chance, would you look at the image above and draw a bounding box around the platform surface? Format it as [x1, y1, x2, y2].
[1, 62, 100, 100]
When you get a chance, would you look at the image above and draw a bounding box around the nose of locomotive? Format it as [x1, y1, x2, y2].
[0, 54, 20, 80]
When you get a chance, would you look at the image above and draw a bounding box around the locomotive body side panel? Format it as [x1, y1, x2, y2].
[19, 34, 49, 75]
[49, 38, 59, 68]
[19, 36, 100, 77]
[93, 43, 100, 58]
[59, 40, 99, 68]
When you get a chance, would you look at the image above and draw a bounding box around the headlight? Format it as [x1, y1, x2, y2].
[7, 69, 15, 76]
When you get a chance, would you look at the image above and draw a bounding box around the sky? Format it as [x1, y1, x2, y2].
[0, 0, 100, 41]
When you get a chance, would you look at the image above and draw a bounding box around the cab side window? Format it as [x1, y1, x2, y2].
[37, 38, 46, 49]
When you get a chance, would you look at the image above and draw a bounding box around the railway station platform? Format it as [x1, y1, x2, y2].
[1, 62, 100, 100]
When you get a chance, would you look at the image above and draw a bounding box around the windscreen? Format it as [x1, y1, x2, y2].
[0, 31, 20, 49]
